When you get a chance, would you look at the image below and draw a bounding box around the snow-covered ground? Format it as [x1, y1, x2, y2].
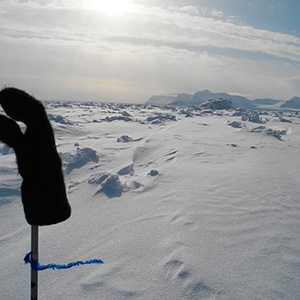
[1, 103, 300, 300]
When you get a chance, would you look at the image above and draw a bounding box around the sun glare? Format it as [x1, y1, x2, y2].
[86, 0, 132, 14]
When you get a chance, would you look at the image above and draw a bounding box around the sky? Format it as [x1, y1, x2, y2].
[0, 0, 300, 103]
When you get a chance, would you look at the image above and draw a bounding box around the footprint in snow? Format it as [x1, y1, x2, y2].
[164, 149, 178, 162]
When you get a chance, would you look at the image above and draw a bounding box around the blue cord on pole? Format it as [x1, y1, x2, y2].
[24, 252, 104, 271]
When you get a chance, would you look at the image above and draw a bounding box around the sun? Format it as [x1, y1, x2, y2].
[86, 0, 132, 14]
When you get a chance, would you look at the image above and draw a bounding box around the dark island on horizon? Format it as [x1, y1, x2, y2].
[146, 89, 300, 110]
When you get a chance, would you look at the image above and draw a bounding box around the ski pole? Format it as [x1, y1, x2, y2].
[31, 225, 38, 300]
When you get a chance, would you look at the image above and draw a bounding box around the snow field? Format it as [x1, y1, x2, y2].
[0, 103, 300, 299]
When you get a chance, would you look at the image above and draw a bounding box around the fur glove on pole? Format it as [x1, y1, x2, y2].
[0, 87, 71, 225]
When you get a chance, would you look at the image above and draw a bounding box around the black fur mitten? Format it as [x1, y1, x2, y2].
[0, 88, 71, 225]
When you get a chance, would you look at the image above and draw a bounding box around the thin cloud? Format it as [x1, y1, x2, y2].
[2, 2, 299, 62]
[1, 0, 300, 101]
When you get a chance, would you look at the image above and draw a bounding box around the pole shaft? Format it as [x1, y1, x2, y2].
[31, 225, 38, 300]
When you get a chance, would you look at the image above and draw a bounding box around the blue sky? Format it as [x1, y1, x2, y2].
[0, 0, 299, 102]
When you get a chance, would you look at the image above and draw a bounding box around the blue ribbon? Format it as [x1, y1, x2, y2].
[24, 252, 104, 271]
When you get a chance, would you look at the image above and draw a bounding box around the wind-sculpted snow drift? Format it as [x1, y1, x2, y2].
[1, 99, 300, 299]
[61, 147, 99, 174]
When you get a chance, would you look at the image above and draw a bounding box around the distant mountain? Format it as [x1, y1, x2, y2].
[146, 94, 177, 105]
[146, 90, 255, 108]
[172, 90, 256, 108]
[146, 90, 300, 110]
[280, 96, 300, 109]
[252, 98, 281, 105]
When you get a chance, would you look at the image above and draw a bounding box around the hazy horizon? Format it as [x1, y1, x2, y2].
[39, 88, 299, 105]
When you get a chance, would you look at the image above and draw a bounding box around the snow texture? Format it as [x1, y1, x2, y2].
[1, 102, 300, 300]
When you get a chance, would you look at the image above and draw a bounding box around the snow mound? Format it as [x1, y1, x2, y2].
[146, 113, 177, 124]
[251, 126, 287, 140]
[118, 164, 134, 175]
[242, 111, 263, 123]
[48, 114, 74, 125]
[103, 116, 133, 122]
[228, 121, 242, 128]
[121, 111, 132, 117]
[95, 174, 124, 198]
[117, 135, 134, 143]
[0, 145, 14, 155]
[179, 109, 194, 117]
[61, 147, 99, 174]
[0, 187, 21, 198]
[200, 99, 234, 110]
[88, 170, 143, 197]
[148, 169, 159, 176]
[265, 128, 287, 140]
[88, 172, 109, 185]
[279, 117, 292, 123]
